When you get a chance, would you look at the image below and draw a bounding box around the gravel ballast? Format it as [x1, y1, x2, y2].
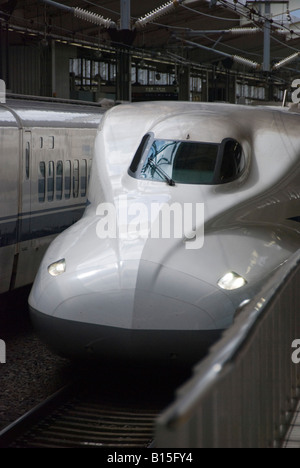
[0, 285, 75, 430]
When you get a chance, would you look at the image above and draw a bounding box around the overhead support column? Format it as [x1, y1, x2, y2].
[51, 40, 56, 97]
[0, 24, 8, 88]
[263, 1, 271, 72]
[0, 23, 4, 82]
[116, 48, 131, 102]
[178, 65, 190, 101]
[121, 0, 131, 30]
[201, 71, 209, 103]
[115, 0, 132, 101]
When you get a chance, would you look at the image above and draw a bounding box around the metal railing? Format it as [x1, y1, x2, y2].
[155, 250, 300, 448]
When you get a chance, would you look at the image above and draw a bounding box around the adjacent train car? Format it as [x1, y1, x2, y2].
[0, 99, 105, 294]
[29, 102, 300, 363]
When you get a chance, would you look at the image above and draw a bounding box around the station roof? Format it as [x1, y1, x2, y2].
[1, 1, 300, 77]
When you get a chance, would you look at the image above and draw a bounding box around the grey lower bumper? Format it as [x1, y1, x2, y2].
[30, 307, 223, 364]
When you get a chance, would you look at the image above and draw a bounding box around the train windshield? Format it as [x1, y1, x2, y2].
[129, 134, 245, 185]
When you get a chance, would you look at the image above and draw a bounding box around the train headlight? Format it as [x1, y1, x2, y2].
[217, 271, 247, 291]
[48, 259, 66, 277]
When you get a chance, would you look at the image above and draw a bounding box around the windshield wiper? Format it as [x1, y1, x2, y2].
[148, 158, 175, 186]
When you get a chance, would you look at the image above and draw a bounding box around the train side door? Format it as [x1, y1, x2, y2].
[20, 130, 32, 241]
[13, 130, 32, 289]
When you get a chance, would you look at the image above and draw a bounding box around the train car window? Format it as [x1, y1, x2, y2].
[49, 136, 55, 150]
[65, 160, 71, 199]
[40, 137, 43, 149]
[38, 162, 46, 203]
[172, 142, 218, 184]
[73, 160, 79, 198]
[218, 139, 245, 183]
[138, 139, 219, 185]
[129, 133, 151, 174]
[56, 161, 63, 200]
[88, 159, 92, 186]
[129, 136, 245, 185]
[25, 142, 30, 179]
[47, 161, 54, 202]
[81, 159, 87, 197]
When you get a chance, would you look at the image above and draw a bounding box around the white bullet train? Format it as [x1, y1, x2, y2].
[0, 99, 104, 294]
[29, 101, 300, 363]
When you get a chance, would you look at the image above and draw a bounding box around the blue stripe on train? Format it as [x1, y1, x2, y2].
[0, 220, 18, 248]
[2, 212, 300, 248]
[0, 205, 85, 248]
[288, 216, 300, 223]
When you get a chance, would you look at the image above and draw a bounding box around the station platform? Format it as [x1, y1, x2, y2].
[283, 402, 300, 448]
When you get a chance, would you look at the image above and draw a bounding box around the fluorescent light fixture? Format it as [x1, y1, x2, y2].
[48, 259, 66, 277]
[217, 271, 247, 291]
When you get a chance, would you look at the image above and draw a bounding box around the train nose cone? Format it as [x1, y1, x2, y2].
[132, 259, 233, 331]
[29, 242, 140, 329]
[29, 244, 232, 363]
[30, 237, 232, 332]
[29, 217, 233, 362]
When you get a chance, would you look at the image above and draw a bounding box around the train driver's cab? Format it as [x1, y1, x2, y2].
[128, 133, 246, 186]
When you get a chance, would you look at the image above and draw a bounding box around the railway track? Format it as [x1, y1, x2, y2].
[0, 287, 194, 449]
[0, 379, 161, 448]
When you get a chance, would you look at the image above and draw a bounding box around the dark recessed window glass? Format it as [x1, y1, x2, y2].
[73, 160, 79, 198]
[38, 162, 45, 203]
[56, 161, 63, 200]
[65, 160, 71, 199]
[129, 135, 245, 185]
[129, 133, 151, 174]
[219, 139, 245, 183]
[47, 161, 54, 202]
[25, 142, 30, 179]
